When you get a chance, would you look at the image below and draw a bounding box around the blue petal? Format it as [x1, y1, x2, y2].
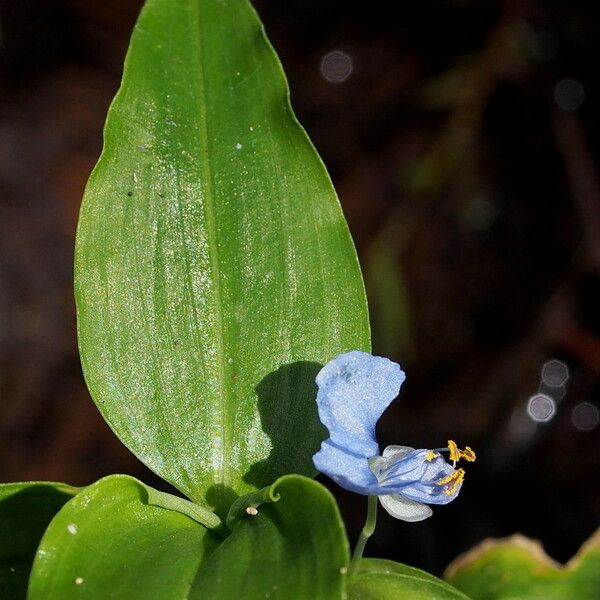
[370, 446, 462, 504]
[315, 351, 406, 459]
[398, 453, 459, 505]
[374, 450, 450, 486]
[400, 480, 461, 505]
[313, 439, 380, 495]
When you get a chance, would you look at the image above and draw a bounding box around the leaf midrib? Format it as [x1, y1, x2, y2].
[191, 1, 230, 501]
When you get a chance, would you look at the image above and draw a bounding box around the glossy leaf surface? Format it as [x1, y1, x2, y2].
[190, 475, 349, 599]
[349, 558, 471, 600]
[0, 482, 77, 598]
[445, 530, 600, 599]
[75, 0, 370, 513]
[27, 475, 219, 599]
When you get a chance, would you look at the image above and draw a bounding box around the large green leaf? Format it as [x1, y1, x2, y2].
[74, 0, 370, 514]
[27, 475, 220, 599]
[348, 558, 471, 600]
[0, 482, 77, 598]
[445, 530, 600, 599]
[190, 474, 349, 599]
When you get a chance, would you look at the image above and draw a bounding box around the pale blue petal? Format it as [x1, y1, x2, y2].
[313, 439, 380, 495]
[400, 476, 461, 505]
[375, 450, 451, 486]
[379, 494, 433, 522]
[382, 445, 414, 459]
[370, 446, 462, 503]
[315, 351, 406, 459]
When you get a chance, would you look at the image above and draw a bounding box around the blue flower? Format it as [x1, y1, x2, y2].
[312, 351, 475, 522]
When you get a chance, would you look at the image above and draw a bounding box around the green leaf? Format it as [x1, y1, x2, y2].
[74, 0, 370, 514]
[190, 474, 349, 599]
[348, 558, 471, 600]
[0, 482, 77, 599]
[445, 530, 600, 599]
[27, 475, 220, 599]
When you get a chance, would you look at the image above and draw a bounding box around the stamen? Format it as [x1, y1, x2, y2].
[436, 468, 465, 496]
[461, 446, 476, 462]
[425, 451, 438, 462]
[447, 440, 476, 463]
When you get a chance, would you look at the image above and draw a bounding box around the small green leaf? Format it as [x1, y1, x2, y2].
[348, 558, 471, 599]
[445, 530, 600, 599]
[190, 474, 350, 599]
[0, 482, 77, 599]
[27, 475, 220, 599]
[75, 0, 370, 515]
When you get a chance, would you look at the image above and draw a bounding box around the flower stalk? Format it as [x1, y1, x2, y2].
[349, 495, 378, 577]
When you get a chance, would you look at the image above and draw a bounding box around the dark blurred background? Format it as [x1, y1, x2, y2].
[0, 0, 598, 576]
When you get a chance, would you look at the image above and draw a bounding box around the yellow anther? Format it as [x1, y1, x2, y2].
[461, 446, 476, 462]
[436, 470, 459, 486]
[436, 468, 465, 496]
[425, 451, 438, 462]
[447, 440, 476, 463]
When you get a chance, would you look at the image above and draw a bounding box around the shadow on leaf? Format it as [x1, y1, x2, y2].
[244, 361, 327, 490]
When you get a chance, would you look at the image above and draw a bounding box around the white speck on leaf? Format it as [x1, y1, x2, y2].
[67, 524, 78, 535]
[74, 577, 84, 585]
[235, 143, 242, 150]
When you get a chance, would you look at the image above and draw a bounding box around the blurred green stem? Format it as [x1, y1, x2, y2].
[349, 495, 378, 577]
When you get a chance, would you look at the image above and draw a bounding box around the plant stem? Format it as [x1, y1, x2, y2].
[349, 495, 378, 577]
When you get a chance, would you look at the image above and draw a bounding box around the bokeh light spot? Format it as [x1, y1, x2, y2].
[554, 78, 585, 111]
[320, 50, 353, 83]
[541, 359, 569, 387]
[527, 393, 556, 422]
[571, 402, 599, 432]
